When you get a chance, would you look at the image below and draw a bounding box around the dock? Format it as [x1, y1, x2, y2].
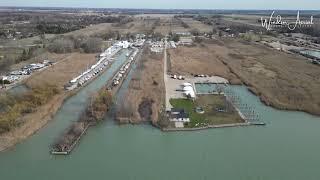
[50, 47, 142, 155]
[162, 122, 266, 132]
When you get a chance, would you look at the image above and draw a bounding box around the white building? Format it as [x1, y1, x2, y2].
[182, 84, 196, 98]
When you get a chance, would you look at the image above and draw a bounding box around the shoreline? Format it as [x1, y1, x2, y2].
[227, 79, 320, 117]
[245, 85, 320, 117]
[50, 48, 140, 155]
[0, 58, 110, 152]
[0, 50, 126, 152]
[0, 92, 70, 152]
[161, 122, 266, 132]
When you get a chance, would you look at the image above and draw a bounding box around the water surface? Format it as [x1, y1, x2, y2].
[0, 69, 320, 179]
[300, 50, 320, 59]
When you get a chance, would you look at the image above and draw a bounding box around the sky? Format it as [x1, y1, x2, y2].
[0, 0, 319, 10]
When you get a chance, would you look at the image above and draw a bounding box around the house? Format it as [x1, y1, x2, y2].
[169, 108, 190, 123]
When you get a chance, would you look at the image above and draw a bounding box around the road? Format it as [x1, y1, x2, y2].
[164, 40, 172, 111]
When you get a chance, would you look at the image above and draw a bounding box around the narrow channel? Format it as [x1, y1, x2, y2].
[0, 69, 320, 179]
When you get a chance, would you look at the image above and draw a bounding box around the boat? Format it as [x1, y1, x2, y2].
[250, 122, 266, 126]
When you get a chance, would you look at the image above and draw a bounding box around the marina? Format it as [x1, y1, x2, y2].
[50, 46, 142, 155]
[0, 86, 319, 180]
[0, 5, 319, 180]
[65, 43, 123, 91]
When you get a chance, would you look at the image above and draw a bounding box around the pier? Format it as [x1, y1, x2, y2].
[50, 46, 142, 155]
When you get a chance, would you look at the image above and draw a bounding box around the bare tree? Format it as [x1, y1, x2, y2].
[81, 37, 103, 53]
[48, 38, 74, 53]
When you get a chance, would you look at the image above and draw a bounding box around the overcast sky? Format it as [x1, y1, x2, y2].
[0, 0, 319, 10]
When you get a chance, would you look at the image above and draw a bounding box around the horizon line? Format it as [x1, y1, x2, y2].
[0, 6, 319, 11]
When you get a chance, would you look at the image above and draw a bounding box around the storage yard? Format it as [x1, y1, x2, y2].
[1, 60, 54, 90]
[165, 75, 228, 110]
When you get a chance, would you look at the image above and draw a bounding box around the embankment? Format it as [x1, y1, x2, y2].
[0, 91, 75, 152]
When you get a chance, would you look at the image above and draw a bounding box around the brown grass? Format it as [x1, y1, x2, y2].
[168, 42, 241, 84]
[170, 38, 320, 115]
[0, 52, 98, 151]
[64, 18, 155, 37]
[25, 53, 96, 90]
[221, 39, 320, 115]
[117, 47, 165, 124]
[181, 18, 213, 32]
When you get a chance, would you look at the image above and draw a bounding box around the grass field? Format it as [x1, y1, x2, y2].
[170, 95, 243, 128]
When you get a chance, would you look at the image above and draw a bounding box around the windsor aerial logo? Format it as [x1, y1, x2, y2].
[261, 11, 314, 31]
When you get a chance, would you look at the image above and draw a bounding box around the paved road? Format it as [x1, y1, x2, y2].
[164, 40, 172, 111]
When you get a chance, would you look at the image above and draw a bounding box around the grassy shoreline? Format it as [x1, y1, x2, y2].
[169, 95, 244, 128]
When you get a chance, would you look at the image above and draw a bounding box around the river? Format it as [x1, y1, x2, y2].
[0, 50, 320, 179]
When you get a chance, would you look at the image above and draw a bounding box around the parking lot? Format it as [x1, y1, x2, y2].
[165, 74, 229, 110]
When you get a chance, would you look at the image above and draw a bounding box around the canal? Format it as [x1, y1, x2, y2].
[0, 60, 320, 179]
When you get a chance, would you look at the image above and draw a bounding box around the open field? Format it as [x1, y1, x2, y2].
[154, 17, 186, 35]
[64, 18, 155, 37]
[25, 53, 96, 89]
[181, 18, 213, 32]
[169, 38, 320, 115]
[117, 47, 165, 124]
[221, 14, 265, 27]
[168, 41, 241, 84]
[170, 95, 244, 127]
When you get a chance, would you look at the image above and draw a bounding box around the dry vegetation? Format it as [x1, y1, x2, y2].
[153, 17, 189, 35]
[52, 90, 112, 153]
[117, 47, 165, 124]
[221, 39, 320, 115]
[169, 38, 320, 115]
[0, 84, 60, 133]
[64, 18, 154, 38]
[180, 18, 213, 33]
[168, 40, 241, 84]
[0, 52, 97, 151]
[25, 53, 96, 89]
